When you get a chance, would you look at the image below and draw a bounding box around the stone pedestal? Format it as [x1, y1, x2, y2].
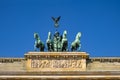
[24, 52, 89, 72]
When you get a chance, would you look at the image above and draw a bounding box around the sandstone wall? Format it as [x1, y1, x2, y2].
[0, 57, 120, 71]
[0, 58, 25, 71]
[87, 57, 120, 71]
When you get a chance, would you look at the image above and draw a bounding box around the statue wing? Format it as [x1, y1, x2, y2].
[52, 17, 55, 21]
[57, 16, 61, 21]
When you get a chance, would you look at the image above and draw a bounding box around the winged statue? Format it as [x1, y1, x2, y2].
[52, 16, 61, 28]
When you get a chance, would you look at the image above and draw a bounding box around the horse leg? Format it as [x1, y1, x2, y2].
[40, 47, 43, 51]
[34, 44, 37, 51]
[71, 46, 73, 51]
[41, 45, 45, 51]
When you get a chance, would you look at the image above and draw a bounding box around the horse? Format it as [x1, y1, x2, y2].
[34, 33, 45, 51]
[46, 32, 54, 51]
[71, 32, 81, 51]
[61, 30, 68, 51]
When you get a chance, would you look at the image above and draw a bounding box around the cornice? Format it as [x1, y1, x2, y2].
[89, 57, 120, 62]
[0, 58, 25, 63]
[24, 52, 89, 59]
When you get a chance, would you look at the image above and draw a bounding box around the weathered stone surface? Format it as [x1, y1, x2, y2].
[87, 57, 120, 71]
[0, 58, 25, 71]
[0, 71, 120, 80]
[25, 52, 89, 71]
[0, 52, 120, 80]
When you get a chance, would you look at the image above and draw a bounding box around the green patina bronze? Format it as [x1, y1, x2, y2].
[71, 32, 81, 51]
[46, 32, 54, 51]
[61, 30, 68, 51]
[34, 33, 45, 51]
[34, 16, 81, 52]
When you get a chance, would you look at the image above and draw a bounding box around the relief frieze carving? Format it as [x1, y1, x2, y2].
[31, 59, 83, 68]
[26, 52, 88, 71]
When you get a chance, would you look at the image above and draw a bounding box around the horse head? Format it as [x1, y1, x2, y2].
[34, 32, 45, 51]
[48, 32, 52, 39]
[71, 32, 81, 51]
[63, 30, 67, 36]
[76, 32, 81, 40]
[34, 33, 40, 40]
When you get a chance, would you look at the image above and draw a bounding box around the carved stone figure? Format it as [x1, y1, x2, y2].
[71, 32, 81, 51]
[34, 33, 45, 51]
[52, 16, 61, 28]
[46, 32, 54, 51]
[61, 30, 68, 51]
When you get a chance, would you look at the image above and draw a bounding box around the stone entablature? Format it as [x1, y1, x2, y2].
[0, 58, 25, 63]
[87, 57, 120, 71]
[0, 53, 120, 72]
[89, 57, 120, 62]
[0, 71, 119, 80]
[0, 57, 120, 63]
[25, 52, 89, 71]
[24, 52, 89, 59]
[0, 53, 120, 80]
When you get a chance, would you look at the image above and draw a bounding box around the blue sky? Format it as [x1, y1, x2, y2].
[0, 0, 120, 57]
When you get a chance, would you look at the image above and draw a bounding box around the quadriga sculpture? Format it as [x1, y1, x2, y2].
[46, 32, 54, 51]
[34, 33, 45, 51]
[53, 31, 62, 52]
[71, 32, 81, 51]
[34, 31, 81, 52]
[61, 30, 68, 51]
